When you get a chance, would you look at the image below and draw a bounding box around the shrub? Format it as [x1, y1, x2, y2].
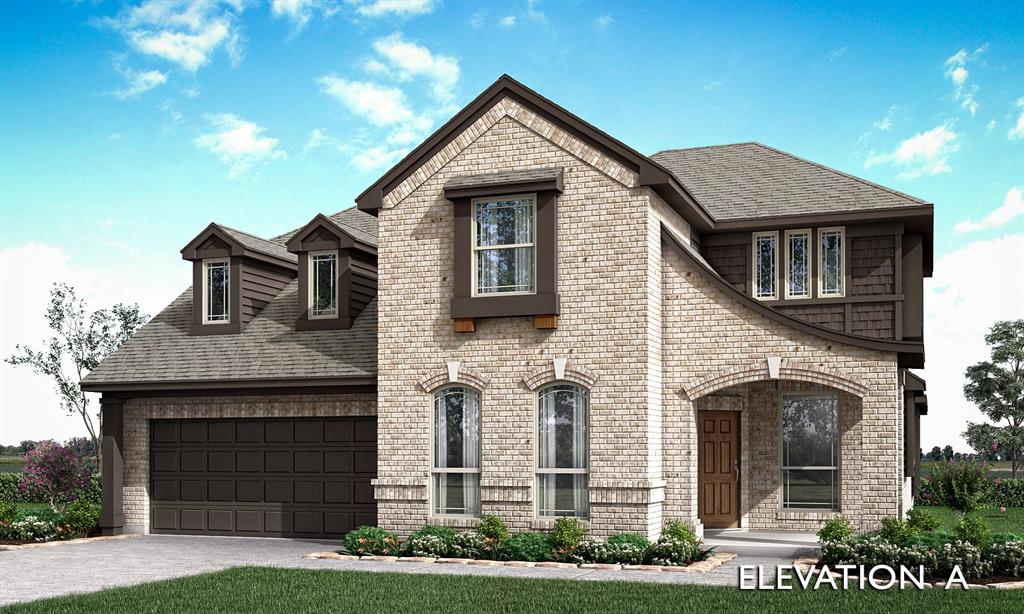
[817, 515, 855, 543]
[0, 473, 26, 503]
[406, 525, 455, 546]
[879, 517, 916, 546]
[550, 517, 584, 551]
[927, 458, 992, 512]
[954, 514, 992, 548]
[606, 533, 650, 549]
[907, 507, 941, 532]
[344, 526, 399, 556]
[991, 478, 1024, 508]
[661, 520, 699, 546]
[0, 515, 55, 542]
[500, 532, 553, 562]
[59, 500, 100, 539]
[990, 532, 1023, 545]
[19, 441, 94, 513]
[449, 531, 487, 559]
[986, 540, 1024, 577]
[934, 541, 989, 580]
[404, 534, 449, 558]
[907, 530, 957, 550]
[645, 537, 701, 566]
[572, 540, 646, 565]
[0, 500, 16, 524]
[477, 514, 509, 542]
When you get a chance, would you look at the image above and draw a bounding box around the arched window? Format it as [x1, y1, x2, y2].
[432, 386, 481, 516]
[536, 383, 589, 517]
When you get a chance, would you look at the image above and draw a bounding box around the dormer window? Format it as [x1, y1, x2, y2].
[473, 195, 535, 296]
[819, 227, 845, 297]
[753, 231, 778, 300]
[203, 259, 230, 323]
[310, 251, 338, 319]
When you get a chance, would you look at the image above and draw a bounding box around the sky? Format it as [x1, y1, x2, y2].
[0, 0, 1022, 452]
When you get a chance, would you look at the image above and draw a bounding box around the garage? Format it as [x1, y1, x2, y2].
[149, 417, 376, 538]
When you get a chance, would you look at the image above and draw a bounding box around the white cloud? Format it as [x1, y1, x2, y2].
[703, 81, 723, 91]
[469, 12, 485, 28]
[318, 77, 421, 126]
[0, 243, 179, 444]
[944, 44, 987, 116]
[193, 113, 287, 178]
[107, 132, 122, 140]
[828, 46, 848, 61]
[352, 145, 407, 171]
[112, 67, 168, 100]
[1009, 97, 1024, 141]
[352, 0, 435, 17]
[864, 123, 959, 179]
[371, 33, 459, 102]
[874, 104, 899, 131]
[499, 15, 517, 27]
[106, 0, 244, 72]
[955, 187, 1024, 233]
[272, 0, 317, 29]
[594, 15, 612, 31]
[921, 234, 1024, 450]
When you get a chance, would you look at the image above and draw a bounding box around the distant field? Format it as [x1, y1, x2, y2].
[920, 460, 1015, 479]
[0, 456, 23, 473]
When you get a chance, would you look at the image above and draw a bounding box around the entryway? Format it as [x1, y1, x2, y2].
[697, 410, 740, 528]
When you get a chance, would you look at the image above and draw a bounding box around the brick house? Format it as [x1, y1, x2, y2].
[84, 76, 930, 540]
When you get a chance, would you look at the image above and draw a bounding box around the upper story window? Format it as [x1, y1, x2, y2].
[781, 393, 839, 510]
[309, 251, 338, 319]
[473, 195, 535, 296]
[203, 259, 230, 324]
[432, 386, 481, 516]
[785, 229, 811, 299]
[752, 231, 778, 300]
[537, 383, 589, 518]
[819, 227, 845, 297]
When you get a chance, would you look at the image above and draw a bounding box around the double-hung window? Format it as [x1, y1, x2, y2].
[473, 195, 535, 295]
[781, 394, 839, 510]
[432, 386, 481, 516]
[785, 229, 811, 299]
[203, 259, 230, 324]
[537, 384, 589, 517]
[819, 227, 845, 297]
[309, 251, 338, 319]
[752, 231, 778, 300]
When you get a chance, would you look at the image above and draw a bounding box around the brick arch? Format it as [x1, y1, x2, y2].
[683, 359, 868, 400]
[521, 360, 598, 391]
[417, 363, 491, 393]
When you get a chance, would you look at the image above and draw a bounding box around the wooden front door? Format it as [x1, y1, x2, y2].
[698, 411, 739, 528]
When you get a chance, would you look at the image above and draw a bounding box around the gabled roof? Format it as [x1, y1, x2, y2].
[285, 213, 377, 254]
[651, 142, 932, 222]
[181, 222, 298, 268]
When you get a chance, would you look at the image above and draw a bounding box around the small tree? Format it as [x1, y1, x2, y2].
[943, 445, 955, 461]
[5, 283, 147, 467]
[963, 320, 1024, 479]
[19, 440, 94, 512]
[926, 446, 943, 461]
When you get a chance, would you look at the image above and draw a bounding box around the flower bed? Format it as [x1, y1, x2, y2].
[0, 500, 100, 545]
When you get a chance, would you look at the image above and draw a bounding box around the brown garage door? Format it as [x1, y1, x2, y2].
[149, 417, 376, 538]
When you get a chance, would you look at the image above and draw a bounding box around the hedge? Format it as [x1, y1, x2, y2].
[0, 472, 101, 504]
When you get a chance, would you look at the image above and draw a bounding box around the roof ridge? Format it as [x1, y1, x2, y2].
[651, 142, 758, 156]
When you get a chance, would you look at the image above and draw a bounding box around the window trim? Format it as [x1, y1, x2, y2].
[534, 382, 590, 519]
[784, 228, 812, 300]
[470, 193, 537, 298]
[818, 226, 846, 298]
[779, 391, 841, 512]
[752, 231, 779, 301]
[430, 385, 482, 518]
[308, 250, 339, 320]
[201, 258, 231, 325]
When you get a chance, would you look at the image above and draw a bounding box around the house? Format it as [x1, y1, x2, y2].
[83, 75, 931, 540]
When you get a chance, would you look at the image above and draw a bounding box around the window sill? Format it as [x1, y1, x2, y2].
[428, 516, 481, 529]
[451, 292, 560, 320]
[531, 518, 590, 531]
[777, 509, 840, 521]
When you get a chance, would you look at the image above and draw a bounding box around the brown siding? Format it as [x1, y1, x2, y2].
[776, 303, 845, 332]
[850, 235, 895, 296]
[241, 263, 293, 325]
[851, 302, 895, 339]
[349, 255, 378, 319]
[703, 244, 746, 291]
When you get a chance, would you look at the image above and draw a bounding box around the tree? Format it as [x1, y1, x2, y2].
[5, 283, 148, 467]
[943, 445, 954, 461]
[926, 446, 943, 461]
[962, 319, 1024, 479]
[18, 440, 94, 513]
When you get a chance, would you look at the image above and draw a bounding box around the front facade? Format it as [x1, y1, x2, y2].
[84, 76, 930, 541]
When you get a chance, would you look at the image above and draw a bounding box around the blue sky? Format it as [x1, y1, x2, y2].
[1, 0, 1022, 447]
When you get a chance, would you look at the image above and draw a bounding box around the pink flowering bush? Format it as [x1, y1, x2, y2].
[18, 440, 94, 513]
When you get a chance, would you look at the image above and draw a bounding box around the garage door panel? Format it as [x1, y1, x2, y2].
[151, 417, 376, 538]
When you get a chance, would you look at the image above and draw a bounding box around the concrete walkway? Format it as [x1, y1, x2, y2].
[703, 529, 820, 558]
[0, 535, 796, 606]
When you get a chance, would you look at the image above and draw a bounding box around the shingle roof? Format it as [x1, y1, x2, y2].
[651, 142, 931, 221]
[444, 167, 563, 191]
[83, 207, 379, 388]
[218, 225, 297, 264]
[274, 207, 378, 247]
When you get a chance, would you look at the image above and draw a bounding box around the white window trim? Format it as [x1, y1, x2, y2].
[818, 226, 846, 298]
[533, 382, 590, 519]
[202, 258, 230, 325]
[752, 231, 779, 301]
[784, 228, 811, 300]
[470, 193, 537, 297]
[779, 391, 841, 512]
[308, 250, 339, 320]
[429, 386, 482, 519]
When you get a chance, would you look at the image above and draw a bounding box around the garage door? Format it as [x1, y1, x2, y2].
[149, 417, 377, 538]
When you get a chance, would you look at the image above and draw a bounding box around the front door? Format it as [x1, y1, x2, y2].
[697, 410, 739, 528]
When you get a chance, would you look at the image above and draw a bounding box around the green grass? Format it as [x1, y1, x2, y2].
[918, 505, 1024, 534]
[920, 460, 1016, 480]
[2, 567, 1019, 614]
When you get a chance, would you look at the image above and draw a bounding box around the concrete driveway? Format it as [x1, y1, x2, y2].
[0, 534, 793, 606]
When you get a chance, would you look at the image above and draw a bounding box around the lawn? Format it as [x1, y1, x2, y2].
[2, 567, 1019, 614]
[919, 505, 1024, 534]
[920, 461, 1017, 480]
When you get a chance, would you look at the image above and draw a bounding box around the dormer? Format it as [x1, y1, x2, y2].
[286, 214, 378, 331]
[181, 223, 298, 335]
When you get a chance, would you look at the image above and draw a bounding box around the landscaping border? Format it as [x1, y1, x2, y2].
[0, 533, 138, 552]
[304, 551, 737, 573]
[791, 557, 1024, 590]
